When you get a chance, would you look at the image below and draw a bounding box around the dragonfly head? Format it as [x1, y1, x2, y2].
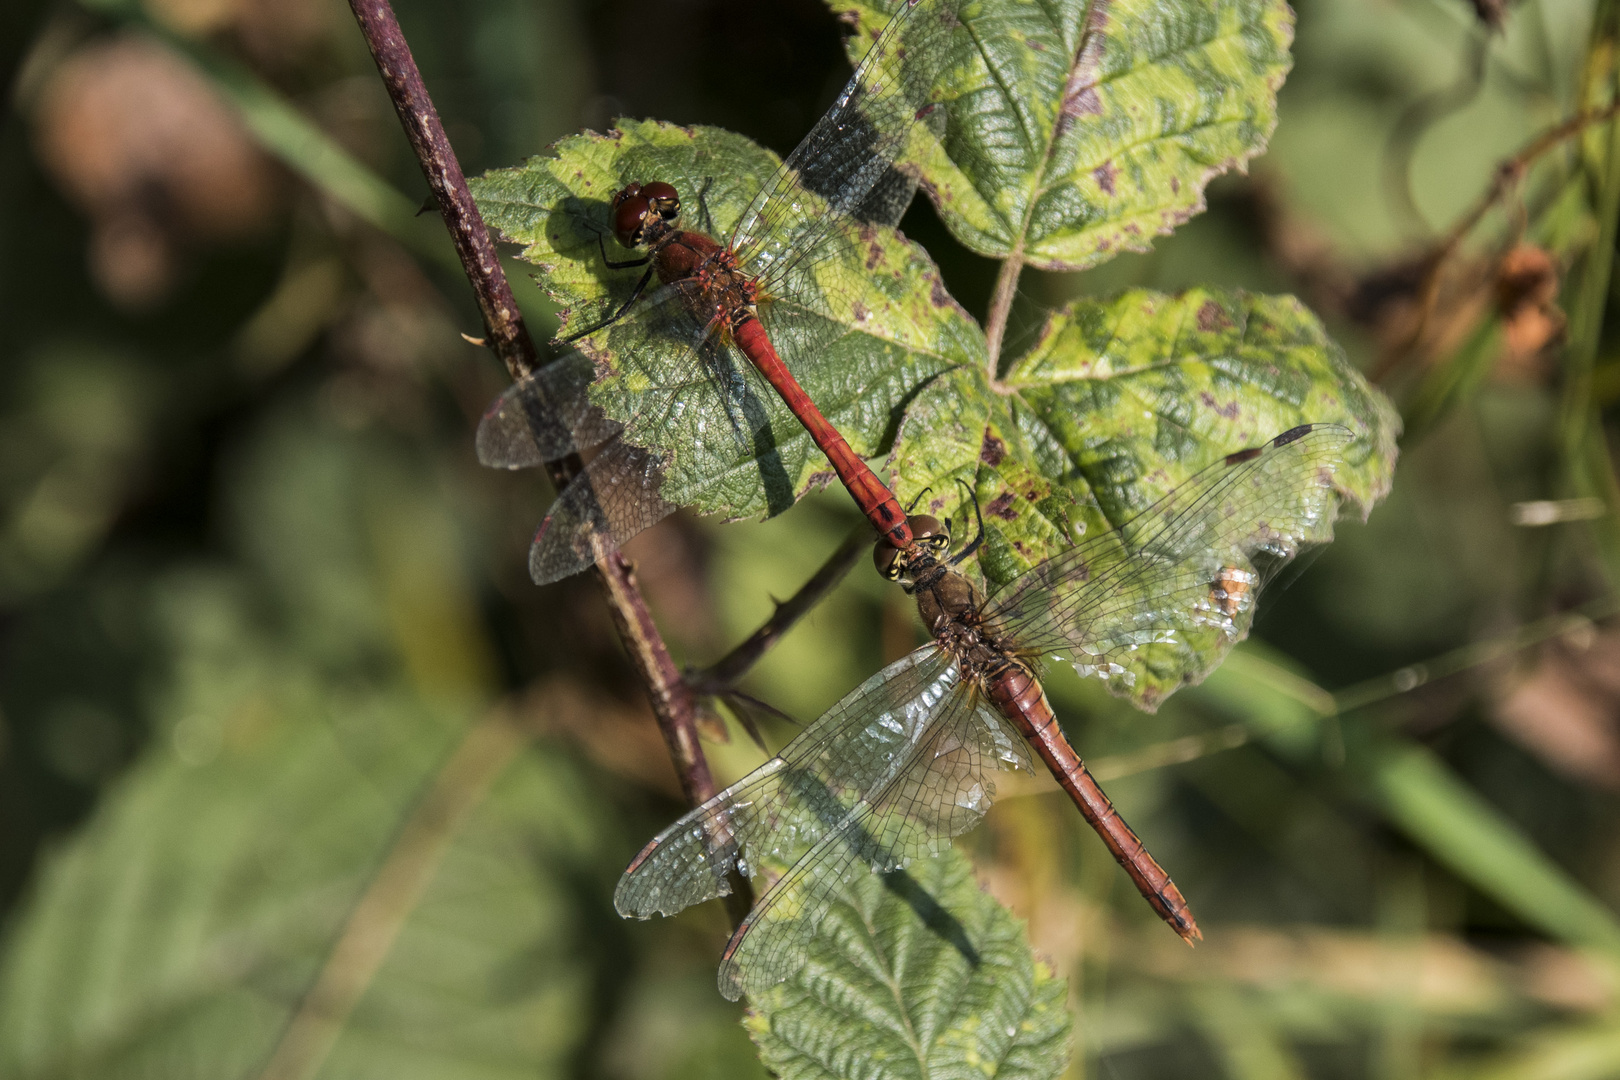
[873, 514, 951, 582]
[611, 181, 681, 248]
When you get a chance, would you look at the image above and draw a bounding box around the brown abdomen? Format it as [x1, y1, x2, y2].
[985, 660, 1202, 944]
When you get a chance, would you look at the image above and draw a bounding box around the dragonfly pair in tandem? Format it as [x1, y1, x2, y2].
[476, 0, 1359, 999]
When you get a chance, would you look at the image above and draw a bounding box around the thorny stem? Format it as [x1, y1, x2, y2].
[346, 1, 738, 907]
[984, 253, 1025, 386]
[692, 526, 869, 691]
[591, 556, 714, 802]
[1374, 97, 1620, 382]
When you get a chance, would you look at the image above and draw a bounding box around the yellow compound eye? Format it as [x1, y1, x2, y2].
[874, 513, 954, 581]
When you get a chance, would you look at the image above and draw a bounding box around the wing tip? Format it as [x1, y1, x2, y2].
[716, 908, 762, 1002]
[528, 515, 595, 585]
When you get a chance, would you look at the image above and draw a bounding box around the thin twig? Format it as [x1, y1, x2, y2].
[346, 2, 730, 851]
[1374, 97, 1620, 382]
[1436, 99, 1620, 267]
[1083, 599, 1620, 790]
[1330, 596, 1620, 714]
[692, 526, 870, 691]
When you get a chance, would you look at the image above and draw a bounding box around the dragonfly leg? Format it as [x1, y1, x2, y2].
[561, 263, 656, 342]
[595, 230, 652, 271]
[693, 175, 718, 235]
[948, 477, 985, 565]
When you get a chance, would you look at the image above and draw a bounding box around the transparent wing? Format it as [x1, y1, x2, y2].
[478, 348, 673, 583]
[984, 425, 1352, 700]
[716, 687, 1031, 1000]
[614, 649, 955, 918]
[476, 351, 616, 468]
[729, 0, 965, 289]
[477, 282, 787, 583]
[614, 647, 1031, 996]
[525, 436, 677, 584]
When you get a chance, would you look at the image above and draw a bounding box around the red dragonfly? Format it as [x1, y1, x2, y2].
[616, 424, 1353, 1000]
[477, 0, 966, 582]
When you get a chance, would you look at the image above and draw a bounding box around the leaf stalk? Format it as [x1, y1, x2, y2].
[984, 252, 1025, 385]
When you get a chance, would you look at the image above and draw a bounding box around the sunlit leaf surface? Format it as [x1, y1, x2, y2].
[841, 0, 1294, 269]
[888, 288, 1398, 583]
[744, 848, 1070, 1080]
[469, 119, 982, 520]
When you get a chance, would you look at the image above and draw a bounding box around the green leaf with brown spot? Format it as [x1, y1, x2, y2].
[468, 119, 982, 520]
[838, 0, 1294, 269]
[884, 288, 1399, 705]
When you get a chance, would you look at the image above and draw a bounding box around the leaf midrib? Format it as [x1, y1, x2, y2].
[982, 8, 1267, 248]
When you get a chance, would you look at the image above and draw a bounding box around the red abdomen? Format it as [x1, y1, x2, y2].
[730, 318, 912, 549]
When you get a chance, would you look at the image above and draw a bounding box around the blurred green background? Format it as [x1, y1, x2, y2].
[1, 0, 1618, 1077]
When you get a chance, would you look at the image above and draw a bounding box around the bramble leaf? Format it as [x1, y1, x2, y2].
[745, 847, 1071, 1080]
[839, 0, 1294, 269]
[0, 683, 603, 1080]
[885, 288, 1399, 705]
[469, 119, 981, 521]
[0, 409, 611, 1080]
[467, 16, 1400, 711]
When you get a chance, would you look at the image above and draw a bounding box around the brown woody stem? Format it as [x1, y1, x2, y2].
[346, 1, 730, 847]
[347, 0, 538, 382]
[1435, 98, 1620, 264]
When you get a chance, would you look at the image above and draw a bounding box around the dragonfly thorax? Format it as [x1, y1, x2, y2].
[912, 562, 979, 634]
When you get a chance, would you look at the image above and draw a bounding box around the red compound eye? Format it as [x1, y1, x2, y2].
[612, 192, 651, 247]
[641, 181, 680, 219]
[609, 182, 643, 212]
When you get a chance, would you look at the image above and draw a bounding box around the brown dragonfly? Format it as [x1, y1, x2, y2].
[616, 424, 1353, 999]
